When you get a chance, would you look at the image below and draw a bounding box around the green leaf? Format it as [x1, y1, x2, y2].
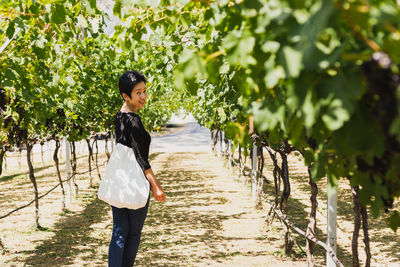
[51, 4, 66, 24]
[113, 0, 122, 18]
[29, 2, 41, 15]
[287, 114, 307, 147]
[253, 98, 286, 132]
[77, 14, 88, 28]
[261, 41, 280, 53]
[331, 104, 385, 163]
[281, 46, 302, 78]
[217, 107, 226, 122]
[5, 69, 17, 81]
[318, 74, 362, 131]
[386, 211, 400, 233]
[225, 122, 240, 140]
[321, 98, 350, 131]
[179, 49, 207, 80]
[302, 88, 318, 128]
[52, 74, 60, 87]
[14, 17, 25, 30]
[223, 29, 257, 67]
[83, 0, 97, 15]
[132, 32, 142, 41]
[264, 66, 285, 88]
[311, 151, 328, 181]
[6, 21, 15, 39]
[65, 76, 75, 86]
[219, 62, 229, 74]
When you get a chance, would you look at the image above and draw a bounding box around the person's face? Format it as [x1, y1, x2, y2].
[123, 81, 147, 112]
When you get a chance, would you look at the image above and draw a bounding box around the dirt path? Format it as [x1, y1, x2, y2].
[1, 116, 399, 266]
[0, 151, 308, 266]
[136, 152, 307, 266]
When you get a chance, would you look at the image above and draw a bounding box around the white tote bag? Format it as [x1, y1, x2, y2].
[98, 142, 150, 209]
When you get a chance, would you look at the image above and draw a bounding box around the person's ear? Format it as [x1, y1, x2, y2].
[122, 92, 130, 101]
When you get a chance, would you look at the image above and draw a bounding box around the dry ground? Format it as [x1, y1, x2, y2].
[0, 137, 399, 266]
[255, 150, 400, 267]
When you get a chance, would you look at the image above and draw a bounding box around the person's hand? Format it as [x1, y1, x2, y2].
[152, 186, 166, 202]
[143, 168, 166, 202]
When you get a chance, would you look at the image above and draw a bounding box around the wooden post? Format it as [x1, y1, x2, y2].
[327, 180, 337, 267]
[252, 145, 257, 204]
[65, 137, 72, 206]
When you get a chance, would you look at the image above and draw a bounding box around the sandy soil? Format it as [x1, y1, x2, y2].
[0, 137, 399, 266]
[0, 150, 308, 266]
[236, 148, 400, 267]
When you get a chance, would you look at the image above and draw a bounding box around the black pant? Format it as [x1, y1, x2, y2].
[108, 196, 150, 267]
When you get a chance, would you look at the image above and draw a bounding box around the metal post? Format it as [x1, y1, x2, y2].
[65, 137, 72, 206]
[251, 145, 257, 203]
[228, 140, 233, 169]
[110, 132, 115, 152]
[41, 143, 44, 165]
[327, 179, 337, 267]
[238, 144, 242, 181]
[3, 154, 7, 173]
[18, 150, 21, 169]
[216, 130, 220, 156]
[220, 131, 224, 157]
[210, 130, 214, 152]
[48, 140, 51, 163]
[60, 141, 63, 160]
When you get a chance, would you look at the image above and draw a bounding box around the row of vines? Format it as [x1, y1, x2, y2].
[1, 0, 400, 266]
[212, 128, 368, 266]
[108, 0, 400, 265]
[173, 1, 400, 265]
[0, 0, 180, 228]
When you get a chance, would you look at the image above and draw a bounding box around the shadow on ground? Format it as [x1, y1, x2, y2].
[20, 153, 163, 266]
[22, 192, 109, 266]
[136, 153, 266, 266]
